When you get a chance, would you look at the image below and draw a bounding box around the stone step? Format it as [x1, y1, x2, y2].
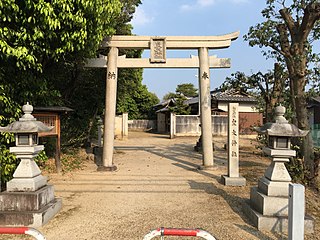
[250, 187, 288, 216]
[244, 201, 314, 233]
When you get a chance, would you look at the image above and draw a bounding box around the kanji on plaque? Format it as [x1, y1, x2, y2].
[150, 37, 166, 63]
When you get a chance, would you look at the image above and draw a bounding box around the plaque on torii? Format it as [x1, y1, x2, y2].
[86, 33, 238, 69]
[86, 32, 239, 172]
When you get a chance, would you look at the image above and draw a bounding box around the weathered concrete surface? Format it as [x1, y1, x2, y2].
[0, 185, 61, 227]
[0, 185, 55, 211]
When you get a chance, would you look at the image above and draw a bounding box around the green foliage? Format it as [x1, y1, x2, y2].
[168, 95, 191, 115]
[0, 0, 129, 183]
[0, 85, 21, 188]
[286, 157, 306, 183]
[116, 49, 159, 120]
[163, 83, 197, 115]
[0, 0, 122, 71]
[244, 1, 320, 65]
[0, 0, 145, 147]
[0, 146, 18, 189]
[34, 150, 49, 168]
[244, 0, 320, 182]
[163, 92, 176, 101]
[254, 133, 267, 151]
[113, 0, 141, 35]
[220, 67, 292, 122]
[0, 85, 21, 125]
[176, 83, 198, 97]
[0, 0, 158, 184]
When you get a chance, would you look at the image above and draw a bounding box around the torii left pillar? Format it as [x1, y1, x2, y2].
[98, 47, 118, 171]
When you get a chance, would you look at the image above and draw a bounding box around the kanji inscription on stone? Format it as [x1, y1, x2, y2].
[150, 37, 166, 63]
[202, 72, 209, 79]
[228, 103, 239, 177]
[107, 71, 116, 80]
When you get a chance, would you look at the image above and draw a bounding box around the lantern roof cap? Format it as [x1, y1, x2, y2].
[0, 103, 53, 133]
[255, 105, 309, 137]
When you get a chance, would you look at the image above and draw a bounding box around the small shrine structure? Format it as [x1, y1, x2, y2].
[33, 106, 73, 173]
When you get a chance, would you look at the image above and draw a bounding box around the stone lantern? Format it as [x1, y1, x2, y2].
[245, 105, 314, 232]
[0, 103, 52, 192]
[0, 103, 61, 227]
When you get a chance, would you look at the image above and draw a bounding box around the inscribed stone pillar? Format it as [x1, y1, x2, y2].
[221, 103, 246, 186]
[198, 47, 214, 168]
[228, 103, 239, 177]
[170, 112, 176, 139]
[100, 47, 118, 171]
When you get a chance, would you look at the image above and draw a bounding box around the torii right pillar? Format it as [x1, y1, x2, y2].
[198, 47, 214, 168]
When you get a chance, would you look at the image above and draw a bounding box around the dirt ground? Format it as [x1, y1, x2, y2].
[1, 131, 319, 240]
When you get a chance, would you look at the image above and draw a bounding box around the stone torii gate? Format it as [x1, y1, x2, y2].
[86, 32, 239, 171]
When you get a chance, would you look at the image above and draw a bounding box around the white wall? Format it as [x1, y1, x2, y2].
[174, 115, 228, 136]
[218, 102, 258, 113]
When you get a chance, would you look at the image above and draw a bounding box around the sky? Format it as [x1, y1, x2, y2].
[130, 0, 275, 100]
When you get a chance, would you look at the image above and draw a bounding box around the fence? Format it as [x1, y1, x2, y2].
[128, 119, 156, 131]
[171, 114, 228, 137]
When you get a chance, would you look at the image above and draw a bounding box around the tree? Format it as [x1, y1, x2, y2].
[168, 95, 191, 115]
[221, 63, 288, 122]
[163, 92, 176, 101]
[163, 83, 197, 115]
[244, 1, 320, 183]
[176, 83, 198, 97]
[0, 0, 122, 71]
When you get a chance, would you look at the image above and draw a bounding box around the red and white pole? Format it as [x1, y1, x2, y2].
[0, 227, 46, 240]
[143, 228, 216, 240]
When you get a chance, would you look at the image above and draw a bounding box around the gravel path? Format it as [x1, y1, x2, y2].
[1, 132, 318, 239]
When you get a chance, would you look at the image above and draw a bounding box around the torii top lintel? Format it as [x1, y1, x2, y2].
[100, 31, 240, 50]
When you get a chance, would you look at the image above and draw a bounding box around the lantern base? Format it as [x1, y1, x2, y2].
[244, 200, 314, 233]
[258, 176, 290, 196]
[0, 185, 61, 227]
[7, 175, 47, 192]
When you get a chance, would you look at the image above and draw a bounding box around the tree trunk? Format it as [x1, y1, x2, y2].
[267, 63, 286, 122]
[292, 73, 315, 183]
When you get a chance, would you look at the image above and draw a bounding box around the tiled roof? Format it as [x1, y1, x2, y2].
[34, 106, 74, 113]
[184, 89, 257, 105]
[211, 89, 257, 102]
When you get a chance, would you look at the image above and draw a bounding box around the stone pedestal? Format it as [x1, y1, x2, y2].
[7, 175, 48, 192]
[0, 185, 62, 227]
[6, 146, 48, 192]
[221, 175, 246, 186]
